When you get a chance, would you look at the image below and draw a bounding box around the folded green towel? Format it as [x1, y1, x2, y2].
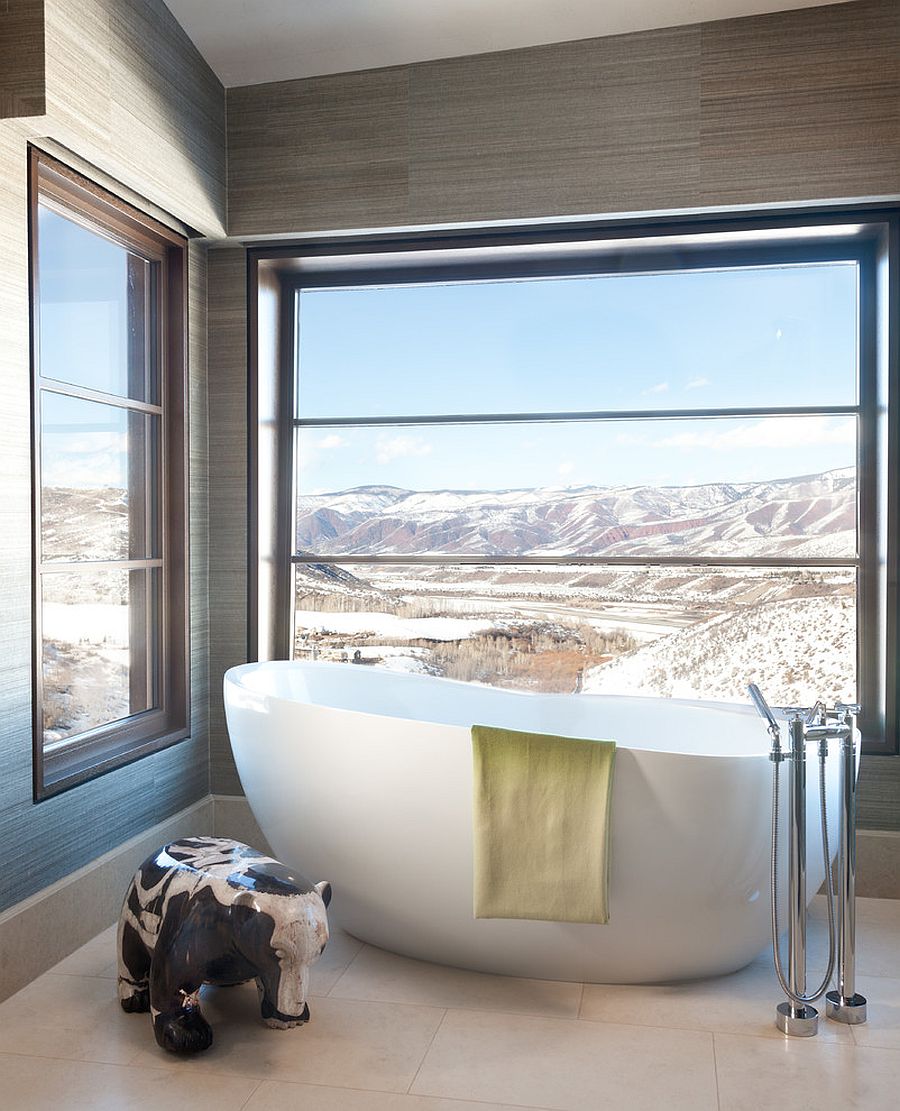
[472, 725, 616, 924]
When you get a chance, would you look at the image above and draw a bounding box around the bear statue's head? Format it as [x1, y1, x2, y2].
[230, 868, 332, 1029]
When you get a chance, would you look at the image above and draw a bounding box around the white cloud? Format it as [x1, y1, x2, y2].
[557, 461, 575, 476]
[375, 434, 432, 465]
[299, 432, 347, 471]
[641, 381, 669, 396]
[685, 376, 711, 390]
[654, 416, 854, 452]
[43, 431, 129, 488]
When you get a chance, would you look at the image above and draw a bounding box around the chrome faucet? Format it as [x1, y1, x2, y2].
[748, 685, 867, 1036]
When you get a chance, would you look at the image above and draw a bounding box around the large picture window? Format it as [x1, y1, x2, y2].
[253, 214, 896, 754]
[30, 150, 189, 798]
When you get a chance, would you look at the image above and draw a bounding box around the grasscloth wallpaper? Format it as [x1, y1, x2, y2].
[0, 0, 224, 914]
[226, 0, 899, 236]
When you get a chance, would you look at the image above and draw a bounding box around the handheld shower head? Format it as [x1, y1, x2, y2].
[748, 682, 781, 740]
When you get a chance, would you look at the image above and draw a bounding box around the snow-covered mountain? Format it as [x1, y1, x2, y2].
[296, 468, 856, 558]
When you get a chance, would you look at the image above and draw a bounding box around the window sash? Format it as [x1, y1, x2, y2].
[264, 218, 892, 753]
[30, 148, 189, 800]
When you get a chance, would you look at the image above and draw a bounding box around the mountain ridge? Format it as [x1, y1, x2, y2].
[296, 466, 856, 559]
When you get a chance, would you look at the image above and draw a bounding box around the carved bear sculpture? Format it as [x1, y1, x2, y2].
[117, 837, 331, 1054]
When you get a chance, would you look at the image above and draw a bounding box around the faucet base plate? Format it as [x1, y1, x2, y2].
[776, 1001, 818, 1037]
[825, 990, 867, 1024]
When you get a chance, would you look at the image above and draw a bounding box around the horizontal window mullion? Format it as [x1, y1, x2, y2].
[39, 558, 164, 573]
[38, 377, 164, 416]
[292, 553, 859, 568]
[296, 404, 860, 428]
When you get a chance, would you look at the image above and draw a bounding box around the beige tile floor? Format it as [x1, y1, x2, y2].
[0, 897, 898, 1110]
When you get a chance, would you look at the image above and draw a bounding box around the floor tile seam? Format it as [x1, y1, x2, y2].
[405, 1006, 450, 1095]
[575, 981, 585, 1019]
[840, 1040, 900, 1054]
[118, 1057, 422, 1088]
[237, 1078, 264, 1109]
[711, 1030, 722, 1111]
[711, 1029, 863, 1052]
[0, 1047, 247, 1079]
[766, 965, 900, 982]
[244, 1071, 562, 1111]
[382, 999, 758, 1039]
[308, 989, 845, 1037]
[324, 943, 368, 997]
[324, 990, 583, 1023]
[563, 1008, 860, 1044]
[42, 969, 117, 982]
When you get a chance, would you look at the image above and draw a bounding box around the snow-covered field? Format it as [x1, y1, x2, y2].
[292, 561, 856, 701]
[42, 603, 128, 646]
[293, 609, 497, 642]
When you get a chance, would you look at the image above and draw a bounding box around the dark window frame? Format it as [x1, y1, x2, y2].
[29, 148, 190, 800]
[249, 205, 899, 757]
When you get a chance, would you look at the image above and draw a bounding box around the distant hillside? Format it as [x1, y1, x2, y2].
[583, 595, 855, 705]
[296, 468, 855, 558]
[42, 487, 128, 562]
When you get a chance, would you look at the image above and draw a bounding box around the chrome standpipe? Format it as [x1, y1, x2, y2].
[749, 685, 846, 1038]
[775, 714, 819, 1037]
[825, 704, 868, 1025]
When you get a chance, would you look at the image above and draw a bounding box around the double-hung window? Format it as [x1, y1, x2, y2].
[252, 213, 897, 754]
[30, 150, 189, 798]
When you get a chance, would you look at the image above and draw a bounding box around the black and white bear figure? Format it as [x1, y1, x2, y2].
[117, 837, 331, 1054]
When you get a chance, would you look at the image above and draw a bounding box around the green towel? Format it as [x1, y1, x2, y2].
[472, 725, 616, 924]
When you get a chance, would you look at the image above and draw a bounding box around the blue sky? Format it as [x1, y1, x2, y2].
[37, 218, 858, 495]
[297, 263, 858, 492]
[38, 206, 134, 401]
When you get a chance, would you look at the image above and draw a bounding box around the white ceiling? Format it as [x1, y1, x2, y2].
[164, 0, 858, 89]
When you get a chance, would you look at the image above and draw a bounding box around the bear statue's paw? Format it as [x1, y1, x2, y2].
[262, 1000, 310, 1029]
[154, 1006, 214, 1054]
[119, 986, 150, 1014]
[264, 1015, 305, 1030]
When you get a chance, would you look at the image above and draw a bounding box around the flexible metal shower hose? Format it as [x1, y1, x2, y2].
[770, 750, 836, 1005]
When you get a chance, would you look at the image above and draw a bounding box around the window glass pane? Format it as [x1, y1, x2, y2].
[41, 392, 159, 562]
[293, 563, 856, 706]
[38, 205, 156, 402]
[296, 416, 856, 559]
[297, 262, 858, 418]
[42, 567, 159, 747]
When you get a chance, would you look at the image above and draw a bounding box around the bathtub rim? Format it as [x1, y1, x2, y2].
[224, 659, 776, 761]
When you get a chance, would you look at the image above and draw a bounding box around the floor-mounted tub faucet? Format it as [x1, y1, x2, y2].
[825, 702, 868, 1026]
[748, 684, 867, 1036]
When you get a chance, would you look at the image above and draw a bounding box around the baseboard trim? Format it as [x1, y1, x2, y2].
[855, 829, 900, 899]
[0, 795, 214, 1004]
[211, 793, 272, 855]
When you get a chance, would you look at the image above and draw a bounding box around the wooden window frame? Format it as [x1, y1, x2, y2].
[29, 148, 190, 800]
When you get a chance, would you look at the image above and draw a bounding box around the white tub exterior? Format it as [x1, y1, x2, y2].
[224, 660, 841, 984]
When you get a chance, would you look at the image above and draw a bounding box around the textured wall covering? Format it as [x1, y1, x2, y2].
[0, 0, 46, 119]
[43, 0, 225, 237]
[207, 247, 248, 795]
[214, 0, 900, 825]
[0, 0, 225, 914]
[227, 0, 900, 236]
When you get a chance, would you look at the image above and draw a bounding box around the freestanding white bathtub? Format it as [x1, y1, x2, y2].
[224, 660, 841, 984]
